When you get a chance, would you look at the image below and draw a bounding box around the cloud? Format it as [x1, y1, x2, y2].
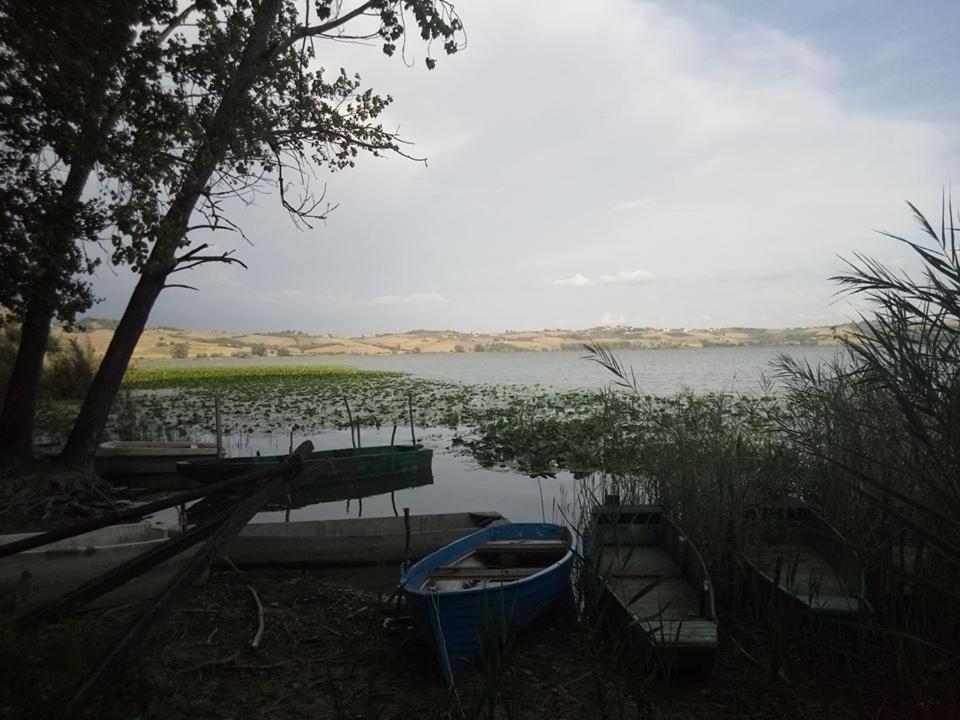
[599, 269, 656, 285]
[553, 272, 595, 288]
[614, 198, 653, 211]
[371, 292, 448, 306]
[90, 0, 957, 333]
[600, 312, 627, 327]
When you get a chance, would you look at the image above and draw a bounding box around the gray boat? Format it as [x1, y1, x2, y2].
[218, 511, 507, 567]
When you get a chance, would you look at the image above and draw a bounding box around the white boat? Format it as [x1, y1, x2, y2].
[96, 440, 220, 478]
[219, 511, 507, 567]
[0, 522, 206, 616]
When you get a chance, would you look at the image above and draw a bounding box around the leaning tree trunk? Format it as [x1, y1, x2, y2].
[59, 0, 284, 468]
[0, 0, 145, 461]
[0, 156, 99, 459]
[0, 302, 55, 458]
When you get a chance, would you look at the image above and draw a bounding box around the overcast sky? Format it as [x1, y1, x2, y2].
[90, 0, 960, 334]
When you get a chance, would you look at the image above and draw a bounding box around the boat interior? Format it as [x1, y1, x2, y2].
[593, 506, 716, 646]
[422, 538, 569, 591]
[744, 505, 862, 613]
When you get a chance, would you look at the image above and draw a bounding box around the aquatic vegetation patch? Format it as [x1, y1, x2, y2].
[122, 364, 394, 389]
[107, 364, 606, 441]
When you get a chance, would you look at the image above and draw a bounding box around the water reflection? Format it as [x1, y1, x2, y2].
[177, 427, 577, 527]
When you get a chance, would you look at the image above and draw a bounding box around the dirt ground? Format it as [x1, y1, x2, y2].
[2, 564, 955, 720]
[1, 471, 957, 720]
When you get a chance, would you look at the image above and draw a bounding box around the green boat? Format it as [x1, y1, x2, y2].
[740, 502, 866, 618]
[586, 501, 717, 673]
[176, 444, 433, 486]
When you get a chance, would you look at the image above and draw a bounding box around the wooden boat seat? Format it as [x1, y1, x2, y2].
[426, 566, 542, 581]
[636, 619, 718, 646]
[477, 539, 568, 555]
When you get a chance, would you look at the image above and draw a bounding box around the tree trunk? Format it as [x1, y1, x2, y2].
[59, 0, 284, 468]
[0, 1, 142, 461]
[0, 154, 97, 459]
[0, 302, 55, 459]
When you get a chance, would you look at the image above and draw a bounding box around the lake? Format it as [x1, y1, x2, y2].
[148, 344, 843, 394]
[152, 346, 842, 529]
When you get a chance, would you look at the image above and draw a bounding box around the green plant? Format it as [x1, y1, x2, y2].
[42, 338, 99, 401]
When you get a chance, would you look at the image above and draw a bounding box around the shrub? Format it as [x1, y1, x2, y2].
[42, 338, 99, 401]
[276, 347, 291, 357]
[170, 343, 189, 359]
[251, 344, 267, 357]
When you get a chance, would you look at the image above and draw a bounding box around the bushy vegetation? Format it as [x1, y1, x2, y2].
[0, 326, 99, 403]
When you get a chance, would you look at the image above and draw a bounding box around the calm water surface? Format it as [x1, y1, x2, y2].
[150, 345, 842, 394]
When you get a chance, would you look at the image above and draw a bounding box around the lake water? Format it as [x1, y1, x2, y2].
[151, 344, 843, 395]
[154, 346, 842, 529]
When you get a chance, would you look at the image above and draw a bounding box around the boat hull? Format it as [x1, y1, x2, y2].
[401, 522, 573, 680]
[176, 444, 432, 486]
[219, 511, 507, 566]
[0, 523, 206, 616]
[94, 441, 219, 478]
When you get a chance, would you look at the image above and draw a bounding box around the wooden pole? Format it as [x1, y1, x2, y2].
[65, 441, 314, 711]
[214, 396, 223, 458]
[407, 394, 416, 446]
[403, 507, 411, 566]
[344, 398, 355, 448]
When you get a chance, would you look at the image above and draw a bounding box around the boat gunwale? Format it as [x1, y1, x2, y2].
[401, 524, 573, 599]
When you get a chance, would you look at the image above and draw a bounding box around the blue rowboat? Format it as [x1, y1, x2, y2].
[400, 522, 573, 680]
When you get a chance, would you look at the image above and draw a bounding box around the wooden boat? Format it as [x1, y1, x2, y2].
[401, 522, 573, 680]
[176, 444, 432, 486]
[740, 502, 866, 617]
[586, 503, 717, 672]
[95, 440, 220, 478]
[218, 511, 507, 567]
[0, 522, 206, 616]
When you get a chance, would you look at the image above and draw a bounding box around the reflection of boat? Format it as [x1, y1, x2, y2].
[401, 523, 573, 680]
[219, 511, 507, 567]
[264, 467, 433, 510]
[176, 444, 432, 485]
[586, 503, 717, 673]
[0, 523, 205, 616]
[741, 503, 866, 618]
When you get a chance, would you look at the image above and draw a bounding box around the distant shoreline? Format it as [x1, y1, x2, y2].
[62, 319, 850, 362]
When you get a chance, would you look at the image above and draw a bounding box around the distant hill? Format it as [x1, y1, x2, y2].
[57, 321, 852, 361]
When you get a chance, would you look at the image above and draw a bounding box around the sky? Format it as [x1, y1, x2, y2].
[89, 0, 960, 334]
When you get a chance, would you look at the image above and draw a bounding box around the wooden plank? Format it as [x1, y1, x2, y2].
[598, 545, 680, 578]
[478, 540, 567, 554]
[65, 441, 314, 712]
[427, 566, 540, 580]
[638, 619, 718, 647]
[609, 576, 701, 620]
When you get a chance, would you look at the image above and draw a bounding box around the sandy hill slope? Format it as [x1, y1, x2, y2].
[58, 321, 850, 361]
